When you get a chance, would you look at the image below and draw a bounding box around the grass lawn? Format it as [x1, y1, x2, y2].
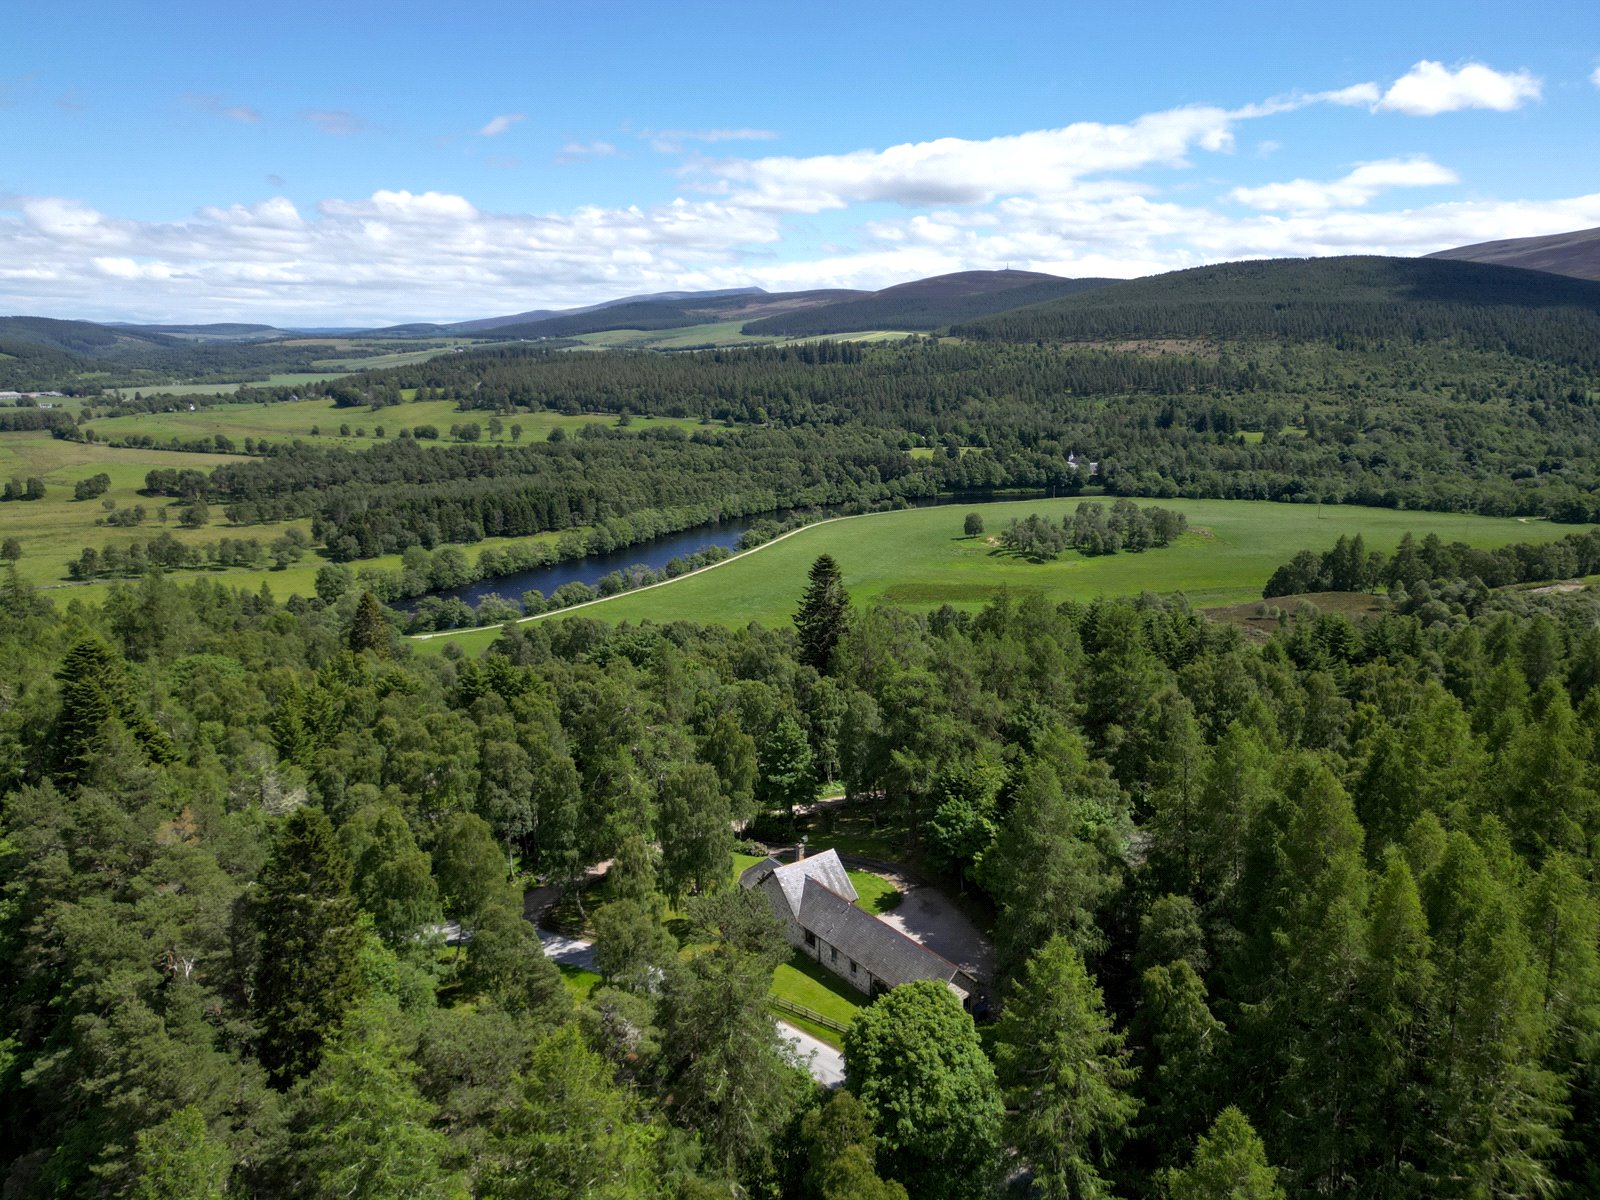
[769, 952, 869, 1049]
[846, 868, 902, 915]
[558, 964, 603, 1002]
[417, 497, 1584, 636]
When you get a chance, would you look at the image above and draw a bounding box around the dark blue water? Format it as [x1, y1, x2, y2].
[413, 490, 1056, 614]
[416, 519, 756, 611]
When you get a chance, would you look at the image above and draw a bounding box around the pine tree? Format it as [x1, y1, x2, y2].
[487, 1025, 658, 1200]
[132, 1107, 229, 1200]
[794, 554, 850, 672]
[994, 936, 1140, 1200]
[348, 590, 390, 657]
[253, 807, 366, 1084]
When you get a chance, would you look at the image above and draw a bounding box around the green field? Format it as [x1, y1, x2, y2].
[101, 339, 481, 398]
[415, 497, 1584, 653]
[81, 395, 705, 452]
[0, 431, 291, 592]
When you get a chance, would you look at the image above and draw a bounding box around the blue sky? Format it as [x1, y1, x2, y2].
[3, 0, 1599, 324]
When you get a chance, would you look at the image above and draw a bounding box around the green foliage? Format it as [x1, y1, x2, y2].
[348, 590, 391, 656]
[843, 980, 1002, 1200]
[278, 1003, 463, 1199]
[658, 890, 804, 1180]
[484, 1025, 660, 1200]
[253, 807, 367, 1085]
[994, 936, 1140, 1199]
[1160, 1107, 1284, 1200]
[131, 1106, 229, 1200]
[794, 553, 850, 673]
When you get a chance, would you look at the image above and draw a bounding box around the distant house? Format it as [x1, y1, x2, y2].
[739, 848, 976, 1006]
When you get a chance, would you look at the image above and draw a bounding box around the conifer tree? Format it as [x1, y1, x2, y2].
[1161, 1107, 1284, 1200]
[253, 807, 366, 1084]
[794, 553, 850, 672]
[487, 1025, 658, 1200]
[281, 1004, 462, 1199]
[132, 1107, 229, 1200]
[348, 590, 390, 657]
[994, 935, 1139, 1200]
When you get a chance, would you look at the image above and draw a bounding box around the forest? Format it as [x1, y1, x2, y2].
[5, 253, 1600, 1197]
[2, 526, 1600, 1198]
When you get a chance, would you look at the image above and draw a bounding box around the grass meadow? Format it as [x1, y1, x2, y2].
[416, 497, 1583, 653]
[79, 396, 705, 452]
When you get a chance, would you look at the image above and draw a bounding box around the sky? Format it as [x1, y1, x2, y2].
[3, 0, 1600, 326]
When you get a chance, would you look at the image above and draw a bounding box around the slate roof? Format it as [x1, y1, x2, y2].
[737, 849, 857, 917]
[795, 877, 969, 994]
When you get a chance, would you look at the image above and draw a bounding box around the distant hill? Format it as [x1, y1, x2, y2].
[450, 286, 774, 334]
[1426, 226, 1600, 282]
[740, 270, 1116, 336]
[479, 302, 704, 340]
[951, 256, 1600, 367]
[108, 322, 288, 341]
[466, 287, 867, 340]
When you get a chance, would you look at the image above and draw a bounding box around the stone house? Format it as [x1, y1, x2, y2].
[739, 848, 975, 1006]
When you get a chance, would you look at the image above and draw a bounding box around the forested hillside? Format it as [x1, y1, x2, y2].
[205, 326, 1600, 533]
[952, 256, 1600, 368]
[3, 531, 1600, 1197]
[740, 270, 1115, 336]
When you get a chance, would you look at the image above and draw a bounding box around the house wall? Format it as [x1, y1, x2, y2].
[792, 920, 876, 996]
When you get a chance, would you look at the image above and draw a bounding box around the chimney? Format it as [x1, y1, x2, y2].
[795, 836, 808, 862]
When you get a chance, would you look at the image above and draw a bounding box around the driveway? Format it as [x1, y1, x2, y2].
[838, 855, 995, 986]
[538, 929, 599, 971]
[778, 1021, 845, 1087]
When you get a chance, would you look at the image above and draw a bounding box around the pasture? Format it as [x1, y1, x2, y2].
[414, 497, 1585, 652]
[80, 395, 706, 452]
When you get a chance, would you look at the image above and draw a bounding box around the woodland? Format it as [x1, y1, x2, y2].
[4, 254, 1600, 1198]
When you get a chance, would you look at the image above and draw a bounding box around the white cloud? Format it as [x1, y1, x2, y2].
[1377, 61, 1541, 116]
[646, 127, 779, 153]
[696, 106, 1242, 212]
[2, 78, 1595, 324]
[555, 140, 617, 164]
[478, 113, 524, 137]
[1230, 156, 1459, 211]
[1591, 66, 1600, 89]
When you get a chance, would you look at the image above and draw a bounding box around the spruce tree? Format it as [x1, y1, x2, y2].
[794, 554, 850, 673]
[253, 807, 366, 1085]
[348, 590, 390, 657]
[994, 936, 1139, 1200]
[282, 1004, 461, 1200]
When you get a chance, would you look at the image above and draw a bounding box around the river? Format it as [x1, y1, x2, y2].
[409, 491, 1056, 614]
